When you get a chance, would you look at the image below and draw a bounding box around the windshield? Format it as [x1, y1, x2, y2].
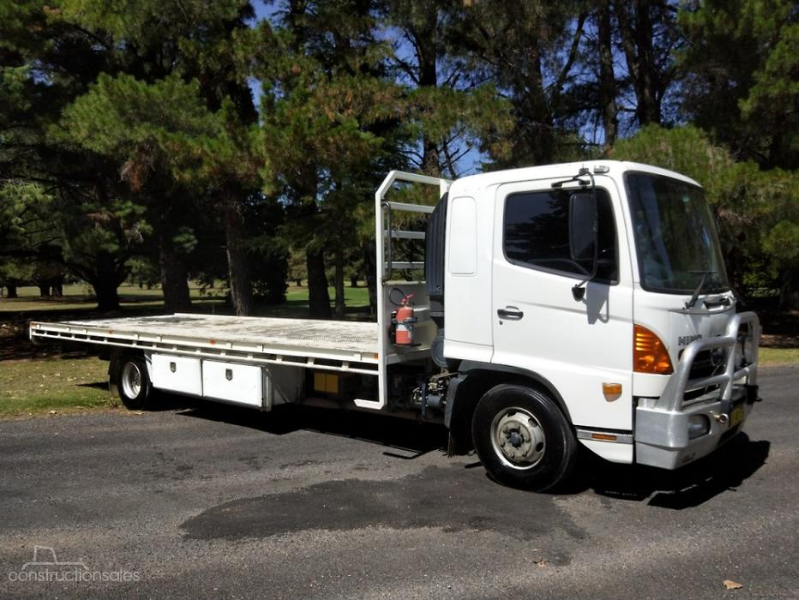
[625, 172, 729, 294]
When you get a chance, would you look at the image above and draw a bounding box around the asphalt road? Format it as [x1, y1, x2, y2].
[0, 366, 797, 600]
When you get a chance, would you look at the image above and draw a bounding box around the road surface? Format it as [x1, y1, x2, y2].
[1, 366, 797, 599]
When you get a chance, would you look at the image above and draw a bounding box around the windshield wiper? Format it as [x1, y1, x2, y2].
[685, 270, 716, 309]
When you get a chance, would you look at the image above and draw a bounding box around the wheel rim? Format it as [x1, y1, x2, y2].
[121, 362, 142, 399]
[490, 407, 546, 470]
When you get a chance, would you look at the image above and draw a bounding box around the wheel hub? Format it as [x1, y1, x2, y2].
[492, 408, 546, 469]
[121, 362, 142, 399]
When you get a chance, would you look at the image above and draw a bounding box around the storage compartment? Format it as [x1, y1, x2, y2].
[150, 354, 203, 396]
[202, 360, 263, 407]
[265, 365, 303, 409]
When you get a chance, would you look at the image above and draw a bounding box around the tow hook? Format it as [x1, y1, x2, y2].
[712, 413, 729, 425]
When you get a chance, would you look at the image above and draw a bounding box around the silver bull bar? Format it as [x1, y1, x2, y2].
[635, 311, 760, 469]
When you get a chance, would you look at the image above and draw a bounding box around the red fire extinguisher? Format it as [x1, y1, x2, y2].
[394, 294, 416, 346]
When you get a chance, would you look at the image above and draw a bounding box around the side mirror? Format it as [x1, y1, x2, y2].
[569, 192, 598, 263]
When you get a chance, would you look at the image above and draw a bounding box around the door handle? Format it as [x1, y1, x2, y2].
[497, 307, 524, 320]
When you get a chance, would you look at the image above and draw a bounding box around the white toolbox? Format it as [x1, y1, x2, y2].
[202, 360, 263, 407]
[150, 354, 203, 396]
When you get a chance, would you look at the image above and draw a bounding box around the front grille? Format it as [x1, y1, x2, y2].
[688, 349, 726, 379]
[682, 348, 726, 401]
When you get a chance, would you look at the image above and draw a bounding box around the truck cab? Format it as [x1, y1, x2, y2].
[375, 160, 760, 489]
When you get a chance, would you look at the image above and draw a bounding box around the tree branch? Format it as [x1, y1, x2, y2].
[553, 12, 588, 98]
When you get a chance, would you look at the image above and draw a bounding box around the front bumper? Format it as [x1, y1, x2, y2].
[635, 312, 761, 470]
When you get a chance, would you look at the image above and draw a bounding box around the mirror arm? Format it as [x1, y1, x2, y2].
[572, 171, 599, 302]
[552, 167, 592, 189]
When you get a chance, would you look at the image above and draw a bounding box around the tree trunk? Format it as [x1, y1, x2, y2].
[306, 247, 331, 319]
[6, 285, 18, 299]
[93, 279, 120, 311]
[159, 235, 192, 314]
[633, 2, 660, 125]
[222, 196, 253, 316]
[598, 1, 618, 153]
[779, 268, 796, 310]
[362, 240, 377, 318]
[350, 276, 358, 288]
[416, 5, 442, 176]
[520, 42, 555, 165]
[422, 140, 441, 177]
[614, 0, 661, 126]
[52, 276, 63, 297]
[38, 285, 50, 298]
[334, 248, 345, 319]
[92, 251, 122, 311]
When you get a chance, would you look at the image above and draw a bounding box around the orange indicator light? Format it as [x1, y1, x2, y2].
[602, 383, 622, 401]
[634, 324, 674, 375]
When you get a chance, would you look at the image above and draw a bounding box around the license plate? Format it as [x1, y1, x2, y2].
[730, 404, 745, 428]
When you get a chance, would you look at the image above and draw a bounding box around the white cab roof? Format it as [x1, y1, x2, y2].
[451, 160, 701, 191]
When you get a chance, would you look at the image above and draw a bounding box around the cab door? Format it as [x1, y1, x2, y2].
[491, 177, 634, 431]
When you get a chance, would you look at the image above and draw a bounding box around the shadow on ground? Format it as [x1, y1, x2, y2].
[174, 396, 769, 508]
[568, 434, 770, 508]
[176, 400, 444, 458]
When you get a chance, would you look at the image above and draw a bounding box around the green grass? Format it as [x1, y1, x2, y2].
[254, 285, 370, 319]
[0, 282, 370, 316]
[759, 347, 799, 366]
[286, 285, 369, 306]
[0, 357, 117, 418]
[0, 282, 226, 313]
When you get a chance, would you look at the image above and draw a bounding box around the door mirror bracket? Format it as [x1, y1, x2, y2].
[567, 174, 599, 301]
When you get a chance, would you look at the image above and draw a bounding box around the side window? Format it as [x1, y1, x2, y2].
[503, 188, 618, 282]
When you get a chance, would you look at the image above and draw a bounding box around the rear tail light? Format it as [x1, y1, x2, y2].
[634, 324, 674, 375]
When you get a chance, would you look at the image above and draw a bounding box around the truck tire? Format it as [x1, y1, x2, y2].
[472, 383, 577, 491]
[114, 355, 154, 410]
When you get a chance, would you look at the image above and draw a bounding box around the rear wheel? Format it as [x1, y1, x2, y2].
[472, 383, 577, 491]
[114, 355, 154, 410]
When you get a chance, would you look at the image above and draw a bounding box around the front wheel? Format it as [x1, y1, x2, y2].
[472, 384, 577, 491]
[114, 355, 155, 410]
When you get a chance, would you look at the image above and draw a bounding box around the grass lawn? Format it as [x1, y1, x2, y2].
[0, 282, 226, 313]
[759, 347, 799, 366]
[0, 282, 370, 317]
[0, 357, 117, 418]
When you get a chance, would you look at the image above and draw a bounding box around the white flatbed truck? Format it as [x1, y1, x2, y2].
[30, 161, 762, 490]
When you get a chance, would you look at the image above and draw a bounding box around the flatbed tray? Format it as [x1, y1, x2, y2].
[30, 313, 380, 364]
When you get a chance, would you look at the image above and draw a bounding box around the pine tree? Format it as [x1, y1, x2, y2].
[1, 0, 146, 310]
[679, 0, 799, 169]
[56, 0, 263, 315]
[252, 0, 403, 318]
